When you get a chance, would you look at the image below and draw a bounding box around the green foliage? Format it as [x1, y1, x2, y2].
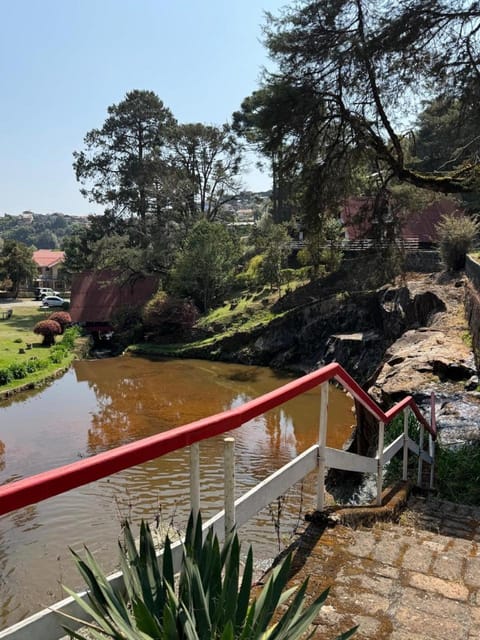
[111, 307, 144, 347]
[63, 512, 357, 640]
[0, 240, 37, 296]
[170, 220, 240, 312]
[436, 213, 480, 271]
[73, 90, 175, 227]
[245, 254, 264, 285]
[0, 213, 85, 249]
[142, 292, 199, 338]
[435, 443, 480, 505]
[249, 219, 291, 293]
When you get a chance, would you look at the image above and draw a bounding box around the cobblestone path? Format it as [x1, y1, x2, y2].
[283, 494, 480, 639]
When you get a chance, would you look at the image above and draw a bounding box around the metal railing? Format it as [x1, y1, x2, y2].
[0, 362, 435, 639]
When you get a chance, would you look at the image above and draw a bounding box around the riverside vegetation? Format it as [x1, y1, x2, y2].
[63, 512, 357, 640]
[0, 305, 80, 392]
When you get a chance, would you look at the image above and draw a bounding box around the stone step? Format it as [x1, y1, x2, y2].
[278, 493, 480, 639]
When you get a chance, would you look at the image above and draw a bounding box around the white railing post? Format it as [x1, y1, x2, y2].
[316, 382, 329, 511]
[376, 421, 385, 506]
[402, 409, 409, 481]
[224, 437, 235, 535]
[429, 391, 436, 489]
[417, 426, 425, 486]
[190, 442, 200, 518]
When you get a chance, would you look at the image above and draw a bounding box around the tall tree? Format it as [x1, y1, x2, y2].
[240, 0, 480, 228]
[233, 80, 312, 223]
[169, 219, 240, 311]
[169, 122, 243, 225]
[0, 240, 37, 297]
[73, 90, 175, 237]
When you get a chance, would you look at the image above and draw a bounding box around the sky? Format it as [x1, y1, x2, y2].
[0, 0, 286, 216]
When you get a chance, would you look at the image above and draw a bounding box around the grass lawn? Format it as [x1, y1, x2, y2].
[0, 305, 77, 392]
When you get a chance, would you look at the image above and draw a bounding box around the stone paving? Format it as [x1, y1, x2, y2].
[281, 493, 480, 639]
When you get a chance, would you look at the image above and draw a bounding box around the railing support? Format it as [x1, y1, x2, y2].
[429, 392, 436, 489]
[190, 442, 200, 518]
[402, 409, 409, 481]
[224, 437, 235, 535]
[316, 382, 329, 511]
[417, 426, 425, 487]
[376, 421, 385, 506]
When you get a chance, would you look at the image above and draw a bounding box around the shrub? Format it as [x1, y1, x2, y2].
[33, 319, 62, 346]
[110, 306, 144, 347]
[245, 254, 264, 284]
[143, 292, 199, 339]
[8, 362, 28, 379]
[61, 326, 80, 349]
[0, 368, 13, 385]
[48, 311, 72, 334]
[63, 512, 357, 640]
[436, 212, 480, 270]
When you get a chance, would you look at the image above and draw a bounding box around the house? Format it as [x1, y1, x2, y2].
[69, 270, 160, 338]
[340, 196, 463, 248]
[33, 249, 65, 290]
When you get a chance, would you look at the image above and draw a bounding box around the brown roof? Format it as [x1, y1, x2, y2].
[340, 196, 463, 243]
[69, 270, 159, 323]
[402, 199, 461, 243]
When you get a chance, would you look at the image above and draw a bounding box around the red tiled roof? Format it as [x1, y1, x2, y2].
[69, 270, 160, 323]
[33, 250, 65, 268]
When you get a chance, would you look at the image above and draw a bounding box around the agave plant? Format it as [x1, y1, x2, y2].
[62, 512, 357, 639]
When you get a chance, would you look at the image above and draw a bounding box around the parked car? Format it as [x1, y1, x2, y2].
[40, 295, 65, 308]
[34, 287, 59, 300]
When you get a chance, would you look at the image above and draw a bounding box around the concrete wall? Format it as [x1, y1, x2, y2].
[466, 254, 480, 291]
[465, 255, 480, 371]
[404, 250, 442, 273]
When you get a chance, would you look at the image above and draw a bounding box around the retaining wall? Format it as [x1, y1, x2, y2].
[465, 254, 480, 371]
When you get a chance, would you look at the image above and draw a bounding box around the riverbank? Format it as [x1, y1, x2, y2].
[0, 303, 87, 400]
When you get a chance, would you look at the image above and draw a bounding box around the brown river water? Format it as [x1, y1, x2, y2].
[0, 357, 354, 630]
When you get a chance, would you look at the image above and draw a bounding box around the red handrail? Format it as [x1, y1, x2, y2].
[0, 362, 435, 517]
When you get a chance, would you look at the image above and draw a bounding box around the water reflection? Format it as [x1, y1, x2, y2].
[0, 357, 353, 630]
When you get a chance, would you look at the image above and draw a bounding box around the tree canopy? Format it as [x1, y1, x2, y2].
[0, 240, 37, 296]
[235, 0, 480, 226]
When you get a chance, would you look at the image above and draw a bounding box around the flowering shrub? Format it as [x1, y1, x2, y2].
[33, 319, 62, 346]
[48, 311, 72, 334]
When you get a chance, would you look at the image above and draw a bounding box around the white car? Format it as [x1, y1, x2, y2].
[35, 287, 59, 300]
[40, 295, 65, 308]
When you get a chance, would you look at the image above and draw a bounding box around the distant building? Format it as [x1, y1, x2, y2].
[340, 196, 463, 247]
[33, 249, 65, 289]
[69, 269, 159, 339]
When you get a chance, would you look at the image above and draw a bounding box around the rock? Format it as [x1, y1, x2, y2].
[465, 375, 479, 391]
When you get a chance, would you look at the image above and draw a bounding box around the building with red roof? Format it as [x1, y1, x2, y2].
[32, 249, 65, 289]
[69, 270, 159, 337]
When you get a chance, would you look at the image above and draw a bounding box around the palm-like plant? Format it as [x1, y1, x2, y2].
[62, 512, 357, 640]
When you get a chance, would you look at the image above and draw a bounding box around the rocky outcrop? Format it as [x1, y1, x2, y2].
[369, 274, 475, 404]
[176, 275, 460, 393]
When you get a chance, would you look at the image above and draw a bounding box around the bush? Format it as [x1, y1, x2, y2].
[33, 319, 62, 346]
[48, 311, 72, 334]
[64, 512, 357, 640]
[245, 254, 264, 284]
[436, 212, 480, 270]
[143, 292, 199, 339]
[0, 368, 13, 385]
[110, 306, 144, 347]
[8, 362, 28, 379]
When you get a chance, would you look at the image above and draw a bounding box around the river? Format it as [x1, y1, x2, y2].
[0, 357, 354, 630]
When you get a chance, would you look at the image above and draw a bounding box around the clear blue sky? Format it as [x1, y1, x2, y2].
[0, 0, 285, 216]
